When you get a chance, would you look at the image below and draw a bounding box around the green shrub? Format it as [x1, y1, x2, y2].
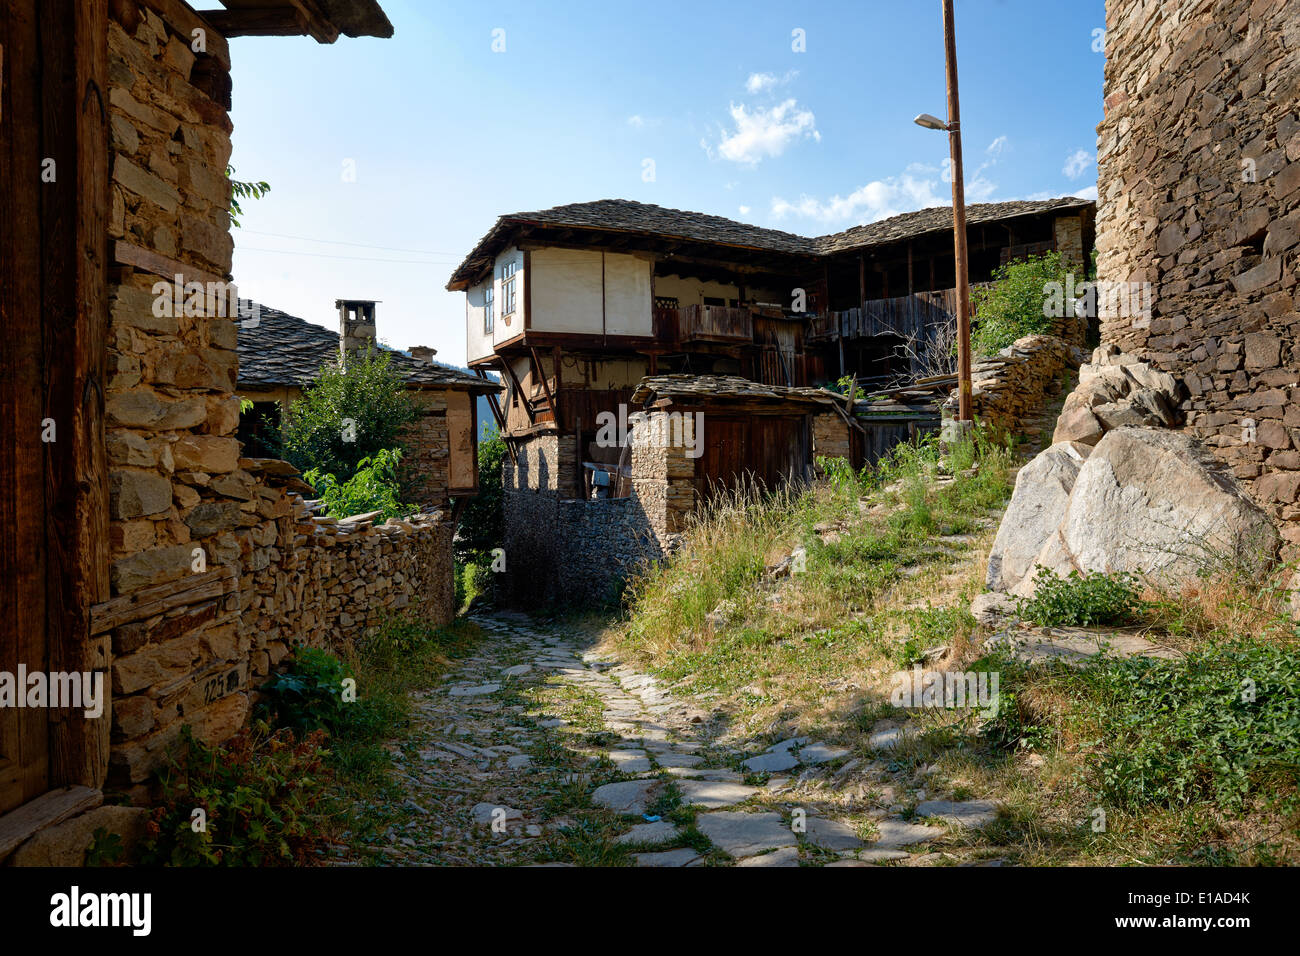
[970, 252, 1081, 357]
[1016, 567, 1142, 627]
[1073, 642, 1300, 812]
[281, 346, 416, 482]
[138, 725, 328, 866]
[257, 646, 354, 736]
[305, 447, 412, 521]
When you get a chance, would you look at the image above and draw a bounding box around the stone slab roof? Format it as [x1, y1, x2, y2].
[631, 374, 843, 407]
[236, 302, 496, 392]
[447, 196, 1094, 288]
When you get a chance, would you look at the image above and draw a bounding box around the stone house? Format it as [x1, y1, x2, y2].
[448, 196, 1094, 607]
[235, 298, 499, 510]
[0, 0, 466, 864]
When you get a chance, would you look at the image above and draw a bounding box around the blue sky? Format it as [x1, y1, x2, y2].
[228, 0, 1106, 364]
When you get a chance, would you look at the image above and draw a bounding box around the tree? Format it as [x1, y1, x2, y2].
[970, 251, 1082, 357]
[281, 347, 417, 482]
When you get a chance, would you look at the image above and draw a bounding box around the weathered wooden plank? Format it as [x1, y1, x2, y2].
[89, 565, 237, 636]
[114, 237, 224, 286]
[42, 0, 111, 792]
[0, 0, 51, 816]
[0, 786, 102, 861]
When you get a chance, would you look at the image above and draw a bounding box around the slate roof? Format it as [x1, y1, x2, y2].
[447, 196, 1094, 288]
[236, 302, 497, 392]
[631, 374, 842, 407]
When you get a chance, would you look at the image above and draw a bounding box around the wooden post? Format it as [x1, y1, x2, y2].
[858, 253, 866, 310]
[43, 0, 111, 791]
[943, 0, 973, 423]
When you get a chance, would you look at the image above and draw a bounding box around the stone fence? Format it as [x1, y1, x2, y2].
[945, 334, 1086, 435]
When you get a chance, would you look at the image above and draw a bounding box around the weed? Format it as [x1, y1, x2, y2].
[1015, 567, 1142, 627]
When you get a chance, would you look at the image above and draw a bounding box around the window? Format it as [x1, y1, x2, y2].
[501, 260, 518, 317]
[484, 285, 494, 334]
[703, 296, 726, 307]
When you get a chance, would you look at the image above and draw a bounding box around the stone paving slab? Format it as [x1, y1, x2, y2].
[695, 811, 796, 858]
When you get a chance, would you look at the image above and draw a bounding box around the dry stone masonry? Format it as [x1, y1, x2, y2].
[99, 2, 457, 798]
[1097, 0, 1300, 549]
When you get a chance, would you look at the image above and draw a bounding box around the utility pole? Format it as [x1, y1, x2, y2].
[942, 0, 972, 423]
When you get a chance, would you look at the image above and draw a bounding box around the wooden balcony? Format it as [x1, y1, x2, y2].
[653, 304, 753, 345]
[807, 285, 990, 344]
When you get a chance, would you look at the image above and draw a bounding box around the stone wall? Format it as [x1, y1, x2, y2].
[1098, 0, 1300, 546]
[397, 389, 451, 508]
[945, 334, 1084, 435]
[99, 1, 457, 797]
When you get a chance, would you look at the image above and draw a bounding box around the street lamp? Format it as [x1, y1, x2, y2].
[915, 0, 973, 425]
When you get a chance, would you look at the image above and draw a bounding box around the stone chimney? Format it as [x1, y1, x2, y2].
[337, 298, 378, 364]
[409, 345, 437, 364]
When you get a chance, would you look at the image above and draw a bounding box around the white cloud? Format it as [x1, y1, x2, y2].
[738, 205, 751, 215]
[710, 98, 820, 165]
[745, 70, 798, 94]
[771, 173, 949, 225]
[986, 135, 1008, 157]
[1063, 148, 1094, 179]
[626, 114, 645, 128]
[1072, 184, 1099, 201]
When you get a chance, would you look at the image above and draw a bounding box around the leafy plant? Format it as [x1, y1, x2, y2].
[226, 165, 270, 229]
[305, 447, 412, 521]
[85, 827, 125, 866]
[281, 346, 417, 483]
[1016, 567, 1142, 627]
[1073, 642, 1300, 813]
[970, 251, 1081, 357]
[258, 646, 355, 736]
[137, 725, 328, 866]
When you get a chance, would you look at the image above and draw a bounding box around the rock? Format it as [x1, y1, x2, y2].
[742, 751, 799, 773]
[608, 749, 651, 773]
[110, 468, 173, 519]
[737, 846, 801, 867]
[1052, 427, 1280, 586]
[986, 441, 1091, 593]
[799, 742, 851, 764]
[914, 799, 999, 827]
[676, 779, 760, 809]
[616, 820, 680, 846]
[970, 591, 1017, 627]
[803, 817, 864, 851]
[634, 848, 699, 867]
[470, 803, 523, 826]
[501, 664, 532, 677]
[506, 754, 532, 770]
[448, 683, 499, 697]
[986, 626, 1182, 665]
[591, 779, 660, 816]
[871, 818, 940, 849]
[695, 811, 797, 857]
[10, 805, 149, 866]
[1052, 402, 1104, 445]
[654, 752, 703, 768]
[867, 725, 908, 751]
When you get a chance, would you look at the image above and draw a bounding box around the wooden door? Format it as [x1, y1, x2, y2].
[0, 0, 110, 813]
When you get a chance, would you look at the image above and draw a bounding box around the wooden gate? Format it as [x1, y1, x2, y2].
[694, 414, 812, 499]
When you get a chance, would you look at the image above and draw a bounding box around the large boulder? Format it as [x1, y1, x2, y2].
[1053, 427, 1280, 585]
[991, 427, 1280, 597]
[986, 441, 1092, 593]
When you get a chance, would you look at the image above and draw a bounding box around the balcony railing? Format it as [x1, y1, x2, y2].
[807, 285, 991, 344]
[652, 304, 753, 345]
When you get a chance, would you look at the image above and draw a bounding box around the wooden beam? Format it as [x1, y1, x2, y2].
[196, 7, 321, 40]
[90, 566, 237, 636]
[530, 346, 556, 422]
[499, 357, 533, 424]
[42, 0, 111, 793]
[550, 346, 563, 424]
[0, 786, 102, 861]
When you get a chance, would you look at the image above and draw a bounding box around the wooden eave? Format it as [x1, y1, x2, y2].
[194, 0, 393, 42]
